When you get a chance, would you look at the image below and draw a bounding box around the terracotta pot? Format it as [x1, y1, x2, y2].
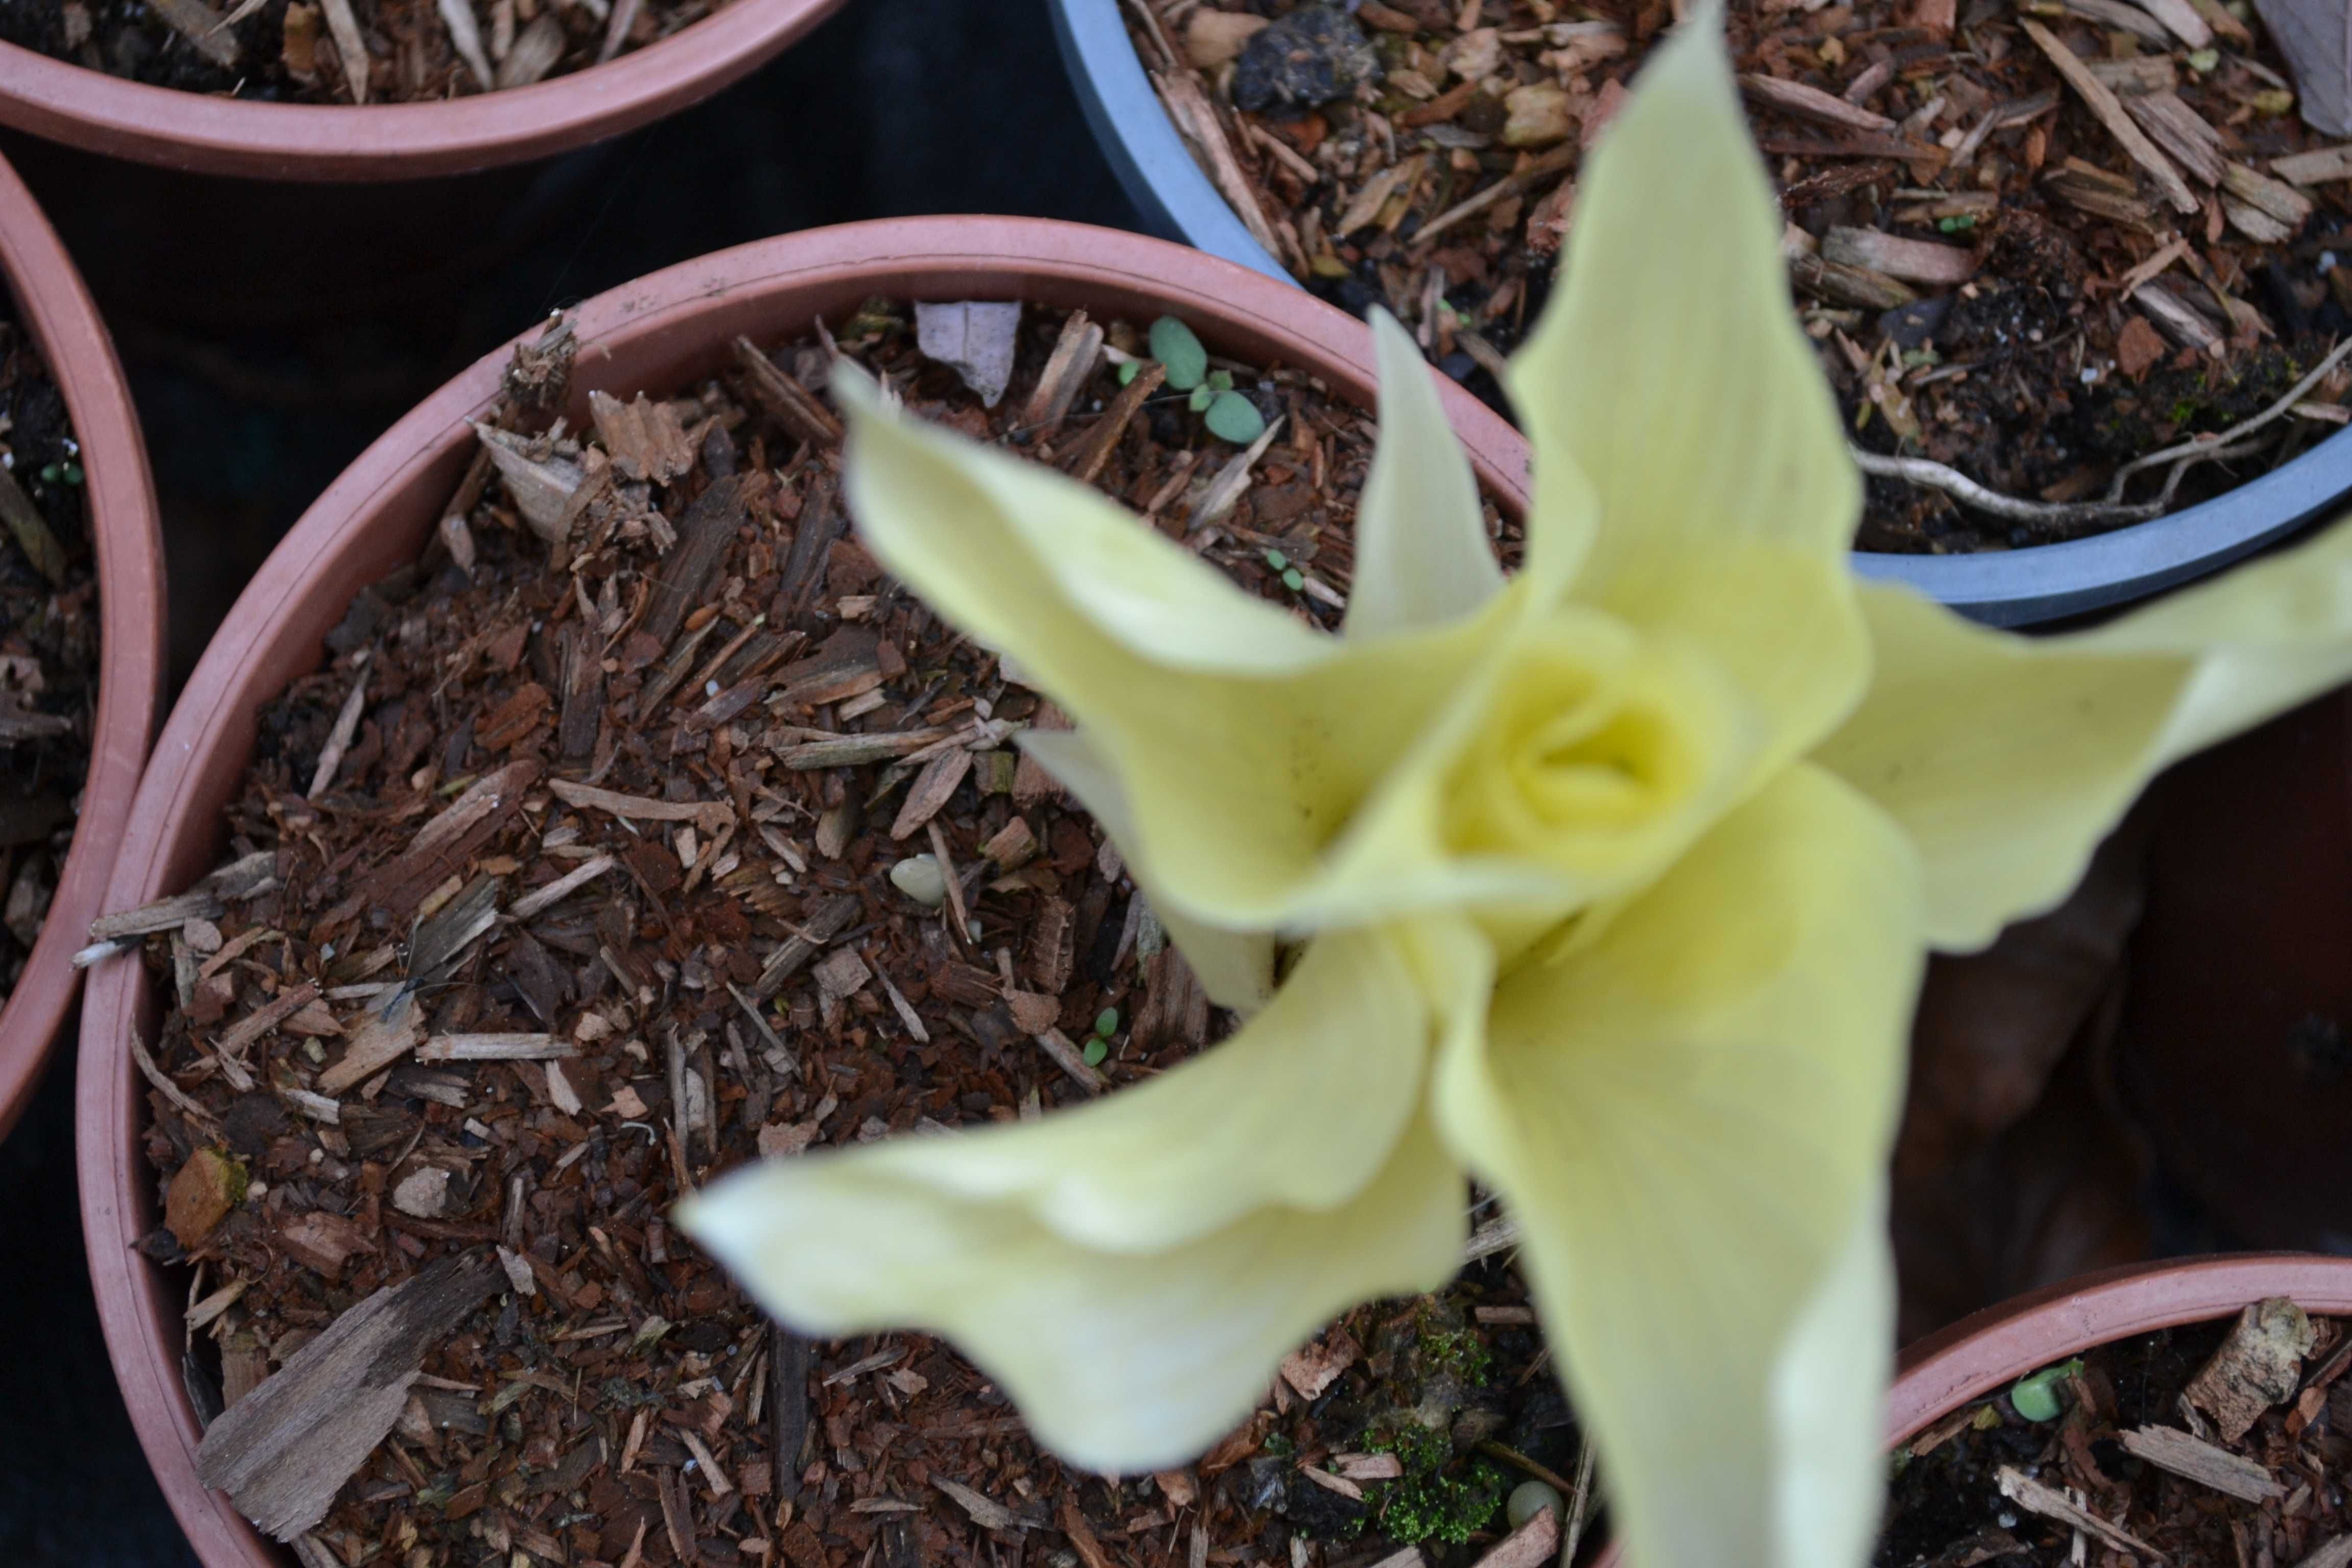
[77, 215, 1532, 1565]
[0, 149, 164, 1145]
[0, 0, 845, 181]
[1586, 1253, 2352, 1565]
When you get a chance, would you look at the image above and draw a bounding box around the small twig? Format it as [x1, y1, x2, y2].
[1473, 1440, 1578, 1498]
[2112, 335, 2352, 490]
[1560, 1438, 1597, 1567]
[1851, 448, 2168, 527]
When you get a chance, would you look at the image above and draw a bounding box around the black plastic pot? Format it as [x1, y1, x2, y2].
[1045, 0, 2352, 627]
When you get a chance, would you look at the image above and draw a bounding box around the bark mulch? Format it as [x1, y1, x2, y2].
[1131, 0, 2352, 551]
[120, 303, 1594, 1568]
[0, 0, 737, 104]
[0, 292, 96, 1011]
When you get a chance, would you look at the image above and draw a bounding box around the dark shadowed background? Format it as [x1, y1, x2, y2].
[0, 2, 1139, 1556]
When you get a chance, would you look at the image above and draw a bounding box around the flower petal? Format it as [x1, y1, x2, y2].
[1020, 728, 1277, 1012]
[1818, 522, 2352, 950]
[680, 927, 1463, 1472]
[838, 364, 1328, 677]
[1430, 764, 1922, 1568]
[1505, 12, 1869, 773]
[840, 369, 1507, 930]
[1344, 310, 1504, 640]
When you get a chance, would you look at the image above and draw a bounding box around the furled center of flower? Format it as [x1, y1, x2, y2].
[1439, 609, 1748, 957]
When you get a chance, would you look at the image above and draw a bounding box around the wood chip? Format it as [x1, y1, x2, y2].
[149, 0, 241, 68]
[198, 1250, 501, 1538]
[2130, 0, 2214, 44]
[891, 747, 973, 840]
[418, 1033, 575, 1061]
[1741, 72, 1897, 132]
[641, 474, 745, 646]
[494, 12, 562, 87]
[88, 850, 278, 944]
[2120, 1424, 2283, 1502]
[2187, 1297, 2315, 1440]
[935, 1477, 1029, 1533]
[2087, 55, 2180, 94]
[2294, 1538, 2352, 1568]
[1033, 1027, 1107, 1094]
[472, 425, 582, 544]
[1153, 68, 1287, 260]
[2135, 279, 2226, 351]
[548, 778, 732, 834]
[2223, 160, 2317, 226]
[588, 391, 697, 484]
[2123, 91, 2229, 185]
[307, 654, 370, 799]
[2020, 19, 2200, 214]
[1995, 1467, 2169, 1563]
[1790, 252, 1918, 309]
[1019, 310, 1105, 433]
[317, 993, 426, 1096]
[1469, 1507, 1558, 1568]
[2044, 156, 2161, 228]
[375, 761, 537, 919]
[752, 892, 861, 1001]
[1822, 226, 1977, 284]
[434, 0, 491, 86]
[2274, 143, 2352, 183]
[510, 852, 618, 919]
[1066, 360, 1166, 487]
[729, 336, 842, 448]
[2063, 0, 2170, 41]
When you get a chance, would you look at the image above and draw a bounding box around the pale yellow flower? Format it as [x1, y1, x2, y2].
[681, 18, 2352, 1567]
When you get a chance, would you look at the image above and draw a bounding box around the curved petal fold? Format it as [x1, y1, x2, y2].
[680, 926, 1462, 1471]
[1429, 764, 1922, 1568]
[1345, 310, 1504, 641]
[840, 369, 1507, 931]
[1506, 13, 1869, 774]
[1819, 519, 2352, 950]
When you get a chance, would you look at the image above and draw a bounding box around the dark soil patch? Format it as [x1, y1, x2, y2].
[0, 0, 738, 105]
[1877, 1306, 2352, 1565]
[0, 292, 96, 1010]
[1130, 0, 2352, 552]
[125, 303, 1589, 1568]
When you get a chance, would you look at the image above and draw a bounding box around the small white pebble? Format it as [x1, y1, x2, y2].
[1506, 1481, 1563, 1529]
[1997, 1511, 2017, 1529]
[2079, 366, 2099, 385]
[705, 678, 721, 697]
[890, 854, 947, 908]
[2323, 252, 2339, 275]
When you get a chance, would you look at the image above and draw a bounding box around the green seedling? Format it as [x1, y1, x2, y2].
[2009, 1357, 2083, 1422]
[1121, 316, 1270, 445]
[1082, 1006, 1120, 1066]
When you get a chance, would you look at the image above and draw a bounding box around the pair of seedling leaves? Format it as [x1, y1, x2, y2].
[1121, 316, 1270, 446]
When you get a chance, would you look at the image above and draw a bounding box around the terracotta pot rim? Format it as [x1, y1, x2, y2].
[1587, 1253, 2352, 1565]
[76, 214, 1532, 1567]
[0, 0, 845, 181]
[0, 148, 163, 1145]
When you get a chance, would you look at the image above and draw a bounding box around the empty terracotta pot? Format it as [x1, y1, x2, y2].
[76, 214, 1531, 1565]
[0, 148, 164, 1144]
[0, 0, 845, 180]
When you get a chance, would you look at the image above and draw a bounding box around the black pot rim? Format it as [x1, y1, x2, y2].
[1047, 0, 2352, 627]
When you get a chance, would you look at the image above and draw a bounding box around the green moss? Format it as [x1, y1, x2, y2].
[1415, 1323, 1493, 1385]
[1367, 1423, 1507, 1546]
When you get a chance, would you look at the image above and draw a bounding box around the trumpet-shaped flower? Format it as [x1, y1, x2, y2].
[679, 16, 2352, 1567]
